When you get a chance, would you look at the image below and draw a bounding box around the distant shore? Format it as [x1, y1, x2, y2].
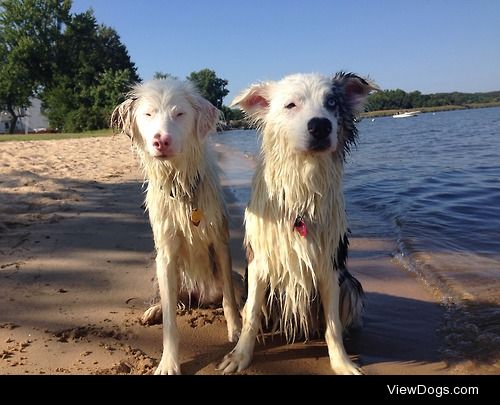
[222, 102, 500, 129]
[360, 101, 500, 118]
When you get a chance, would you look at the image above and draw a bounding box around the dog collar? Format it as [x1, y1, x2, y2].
[161, 172, 203, 227]
[166, 172, 201, 199]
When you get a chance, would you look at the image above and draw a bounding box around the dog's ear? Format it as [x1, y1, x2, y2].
[334, 72, 380, 114]
[231, 83, 271, 121]
[191, 95, 220, 139]
[110, 98, 135, 139]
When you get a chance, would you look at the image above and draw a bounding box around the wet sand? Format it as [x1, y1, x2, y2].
[0, 135, 494, 374]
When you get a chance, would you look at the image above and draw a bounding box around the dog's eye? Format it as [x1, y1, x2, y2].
[325, 96, 336, 109]
[285, 103, 296, 110]
[176, 112, 184, 118]
[145, 112, 152, 117]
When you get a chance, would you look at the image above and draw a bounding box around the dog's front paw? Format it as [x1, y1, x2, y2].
[155, 356, 181, 375]
[331, 360, 363, 375]
[141, 304, 162, 326]
[216, 349, 251, 374]
[227, 319, 242, 343]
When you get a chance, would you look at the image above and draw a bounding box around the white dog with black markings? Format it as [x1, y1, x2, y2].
[218, 72, 378, 375]
[111, 79, 242, 375]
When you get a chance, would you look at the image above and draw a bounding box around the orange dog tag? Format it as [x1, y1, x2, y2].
[191, 208, 203, 226]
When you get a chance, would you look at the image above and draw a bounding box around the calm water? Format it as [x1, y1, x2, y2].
[214, 107, 500, 309]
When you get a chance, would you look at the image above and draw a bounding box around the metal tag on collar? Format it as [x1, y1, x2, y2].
[294, 216, 307, 237]
[191, 208, 203, 227]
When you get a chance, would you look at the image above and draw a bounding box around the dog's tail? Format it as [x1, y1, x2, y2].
[339, 267, 364, 332]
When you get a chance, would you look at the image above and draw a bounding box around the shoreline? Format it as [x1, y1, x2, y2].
[226, 103, 500, 128]
[360, 102, 500, 118]
[1, 105, 499, 138]
[0, 136, 495, 374]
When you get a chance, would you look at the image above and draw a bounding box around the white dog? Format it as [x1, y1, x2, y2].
[218, 72, 378, 375]
[111, 79, 241, 375]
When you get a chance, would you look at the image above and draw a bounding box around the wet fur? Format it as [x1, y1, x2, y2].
[111, 79, 242, 374]
[218, 72, 378, 375]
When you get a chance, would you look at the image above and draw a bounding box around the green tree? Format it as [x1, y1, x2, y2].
[187, 69, 229, 109]
[368, 89, 414, 111]
[367, 88, 500, 112]
[41, 9, 139, 131]
[220, 105, 244, 122]
[153, 71, 177, 80]
[0, 0, 71, 133]
[90, 69, 136, 129]
[408, 91, 423, 108]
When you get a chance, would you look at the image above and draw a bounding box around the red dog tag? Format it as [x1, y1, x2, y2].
[294, 216, 307, 237]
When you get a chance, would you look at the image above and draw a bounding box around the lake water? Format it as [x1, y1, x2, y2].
[213, 107, 500, 317]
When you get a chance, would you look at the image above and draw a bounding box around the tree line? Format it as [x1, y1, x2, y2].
[367, 88, 500, 112]
[0, 0, 241, 134]
[0, 0, 139, 133]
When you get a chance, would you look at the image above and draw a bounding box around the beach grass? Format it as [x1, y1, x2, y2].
[0, 128, 114, 142]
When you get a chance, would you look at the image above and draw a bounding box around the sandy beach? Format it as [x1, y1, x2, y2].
[0, 135, 494, 375]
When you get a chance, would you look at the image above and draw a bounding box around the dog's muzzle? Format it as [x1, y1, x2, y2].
[307, 117, 332, 151]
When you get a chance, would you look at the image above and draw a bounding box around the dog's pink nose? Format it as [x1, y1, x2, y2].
[152, 133, 171, 154]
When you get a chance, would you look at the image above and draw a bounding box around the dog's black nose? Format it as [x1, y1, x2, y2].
[307, 118, 332, 139]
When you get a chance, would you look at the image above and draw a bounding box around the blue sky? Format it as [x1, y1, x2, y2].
[72, 0, 500, 103]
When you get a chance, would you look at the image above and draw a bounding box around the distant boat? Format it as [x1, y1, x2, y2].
[392, 111, 421, 118]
